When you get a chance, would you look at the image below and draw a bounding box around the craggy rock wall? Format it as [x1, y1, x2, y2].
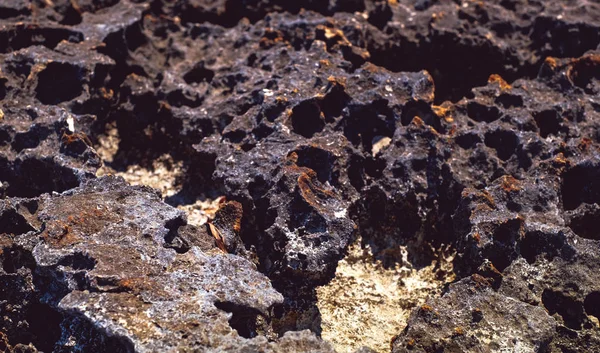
[1, 0, 600, 352]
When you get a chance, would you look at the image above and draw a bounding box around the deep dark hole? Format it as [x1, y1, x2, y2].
[164, 152, 224, 207]
[353, 187, 425, 268]
[0, 209, 35, 236]
[520, 231, 574, 265]
[12, 126, 52, 153]
[531, 18, 600, 61]
[0, 7, 27, 19]
[294, 146, 335, 184]
[35, 62, 84, 105]
[291, 100, 325, 138]
[455, 133, 481, 149]
[60, 5, 83, 25]
[163, 217, 190, 254]
[184, 62, 215, 84]
[570, 58, 600, 91]
[584, 291, 600, 321]
[568, 209, 600, 240]
[342, 101, 395, 153]
[467, 102, 501, 123]
[2, 246, 36, 273]
[24, 303, 63, 352]
[542, 289, 586, 330]
[0, 28, 83, 54]
[0, 79, 6, 100]
[401, 100, 443, 132]
[287, 196, 327, 234]
[367, 32, 529, 104]
[562, 164, 600, 211]
[484, 130, 518, 161]
[533, 110, 562, 138]
[214, 301, 262, 339]
[320, 83, 351, 118]
[5, 158, 81, 198]
[495, 93, 524, 108]
[224, 129, 246, 144]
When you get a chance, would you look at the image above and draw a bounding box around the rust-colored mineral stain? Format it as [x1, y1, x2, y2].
[432, 104, 454, 123]
[500, 175, 522, 193]
[488, 74, 512, 91]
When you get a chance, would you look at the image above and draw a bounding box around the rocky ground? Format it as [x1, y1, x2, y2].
[1, 0, 600, 352]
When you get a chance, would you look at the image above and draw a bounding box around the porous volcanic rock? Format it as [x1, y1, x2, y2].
[1, 0, 600, 352]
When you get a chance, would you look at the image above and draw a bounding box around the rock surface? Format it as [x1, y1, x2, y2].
[1, 0, 600, 352]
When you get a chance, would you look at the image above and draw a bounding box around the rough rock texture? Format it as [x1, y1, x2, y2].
[1, 176, 339, 352]
[1, 0, 600, 352]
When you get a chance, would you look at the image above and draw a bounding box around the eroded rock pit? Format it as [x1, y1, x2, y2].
[1, 0, 600, 352]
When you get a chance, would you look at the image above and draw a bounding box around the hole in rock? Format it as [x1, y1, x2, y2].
[215, 301, 263, 339]
[467, 102, 501, 123]
[542, 289, 586, 330]
[320, 82, 351, 118]
[290, 100, 325, 138]
[0, 79, 6, 100]
[57, 252, 96, 271]
[35, 63, 84, 105]
[341, 101, 395, 153]
[584, 292, 600, 322]
[163, 217, 191, 253]
[184, 62, 215, 85]
[287, 196, 327, 234]
[562, 164, 600, 211]
[367, 32, 529, 104]
[495, 93, 523, 108]
[12, 126, 52, 153]
[0, 28, 83, 54]
[520, 231, 575, 264]
[60, 5, 83, 25]
[484, 130, 518, 161]
[0, 209, 35, 236]
[0, 7, 27, 19]
[568, 208, 600, 240]
[24, 303, 63, 352]
[401, 100, 443, 132]
[533, 110, 562, 138]
[294, 146, 336, 184]
[531, 19, 600, 61]
[482, 218, 522, 272]
[455, 133, 481, 149]
[569, 55, 600, 91]
[352, 187, 424, 268]
[2, 246, 36, 273]
[5, 158, 81, 198]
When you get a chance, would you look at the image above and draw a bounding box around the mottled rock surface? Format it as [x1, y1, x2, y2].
[1, 0, 600, 352]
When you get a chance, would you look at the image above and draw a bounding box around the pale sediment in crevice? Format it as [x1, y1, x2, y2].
[316, 237, 455, 353]
[95, 131, 223, 226]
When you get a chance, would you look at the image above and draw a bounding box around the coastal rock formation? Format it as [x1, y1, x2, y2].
[1, 0, 600, 352]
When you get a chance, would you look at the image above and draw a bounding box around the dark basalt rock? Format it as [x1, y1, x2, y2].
[391, 276, 558, 352]
[1, 177, 338, 352]
[1, 0, 600, 352]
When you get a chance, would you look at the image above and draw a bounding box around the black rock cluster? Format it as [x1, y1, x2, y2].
[1, 0, 600, 352]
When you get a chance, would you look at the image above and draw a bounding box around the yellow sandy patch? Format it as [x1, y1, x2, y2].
[317, 238, 455, 353]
